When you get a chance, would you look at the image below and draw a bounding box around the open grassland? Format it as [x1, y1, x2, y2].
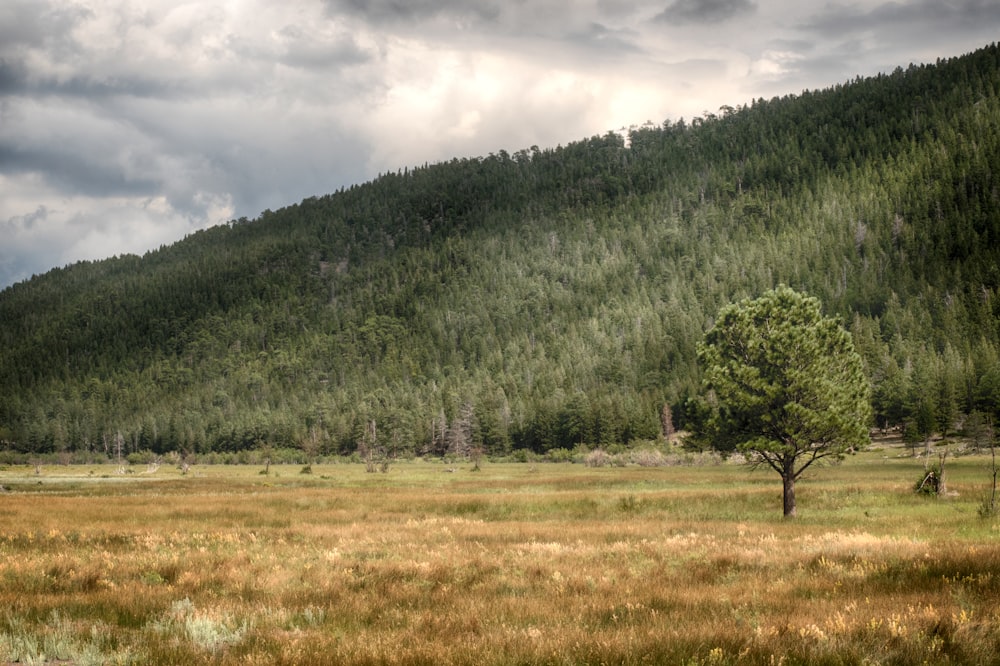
[2, 447, 1000, 665]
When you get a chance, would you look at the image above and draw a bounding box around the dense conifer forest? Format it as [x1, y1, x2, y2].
[2, 44, 1000, 462]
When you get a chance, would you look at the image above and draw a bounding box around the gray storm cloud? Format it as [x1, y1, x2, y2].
[656, 0, 757, 25]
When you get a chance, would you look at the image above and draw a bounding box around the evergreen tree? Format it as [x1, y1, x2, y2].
[696, 286, 872, 517]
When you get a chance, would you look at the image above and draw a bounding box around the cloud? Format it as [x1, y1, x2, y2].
[800, 0, 1000, 37]
[0, 172, 225, 285]
[768, 0, 1000, 92]
[325, 0, 647, 58]
[0, 0, 91, 50]
[273, 24, 374, 70]
[565, 22, 644, 55]
[325, 0, 503, 27]
[656, 0, 757, 25]
[0, 59, 28, 93]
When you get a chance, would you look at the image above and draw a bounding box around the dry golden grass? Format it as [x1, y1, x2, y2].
[1, 449, 999, 664]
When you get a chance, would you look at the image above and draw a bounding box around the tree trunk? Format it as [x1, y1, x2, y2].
[782, 470, 796, 518]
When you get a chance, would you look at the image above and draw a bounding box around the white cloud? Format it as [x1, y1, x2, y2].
[1, 172, 223, 283]
[750, 49, 806, 81]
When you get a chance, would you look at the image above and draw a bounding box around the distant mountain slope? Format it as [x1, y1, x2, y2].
[2, 44, 999, 459]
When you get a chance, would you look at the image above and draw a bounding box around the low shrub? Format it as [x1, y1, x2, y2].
[584, 449, 613, 467]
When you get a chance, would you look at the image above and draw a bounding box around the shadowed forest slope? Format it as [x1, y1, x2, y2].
[2, 44, 1000, 458]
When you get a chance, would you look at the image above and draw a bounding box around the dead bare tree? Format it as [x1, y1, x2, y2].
[447, 402, 475, 460]
[915, 449, 948, 496]
[936, 450, 948, 496]
[115, 431, 126, 475]
[360, 419, 391, 473]
[661, 403, 675, 441]
[980, 416, 998, 518]
[430, 410, 448, 457]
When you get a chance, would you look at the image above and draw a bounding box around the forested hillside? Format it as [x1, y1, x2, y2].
[2, 44, 1000, 461]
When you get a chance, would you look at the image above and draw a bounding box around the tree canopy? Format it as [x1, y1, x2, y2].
[697, 286, 872, 516]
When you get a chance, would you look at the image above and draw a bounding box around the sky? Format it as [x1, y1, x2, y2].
[2, 1, 1000, 288]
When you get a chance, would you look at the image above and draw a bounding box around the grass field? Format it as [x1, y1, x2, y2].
[2, 444, 999, 665]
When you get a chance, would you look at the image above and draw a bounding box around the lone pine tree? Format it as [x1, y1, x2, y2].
[697, 286, 872, 517]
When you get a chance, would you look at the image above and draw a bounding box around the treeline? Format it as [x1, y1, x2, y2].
[2, 44, 1000, 460]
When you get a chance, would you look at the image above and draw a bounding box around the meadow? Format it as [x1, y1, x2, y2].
[2, 444, 999, 665]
